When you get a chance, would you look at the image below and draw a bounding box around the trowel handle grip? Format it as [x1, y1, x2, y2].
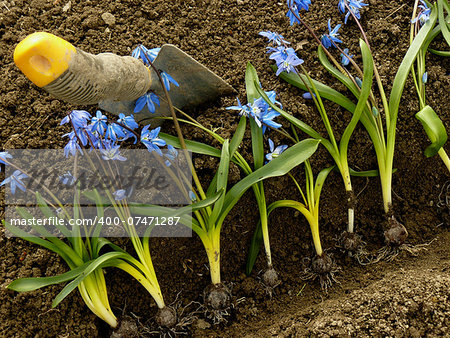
[14, 32, 151, 105]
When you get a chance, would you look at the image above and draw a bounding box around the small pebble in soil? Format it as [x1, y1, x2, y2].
[101, 12, 116, 26]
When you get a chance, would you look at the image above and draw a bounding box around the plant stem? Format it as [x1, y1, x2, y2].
[438, 148, 450, 172]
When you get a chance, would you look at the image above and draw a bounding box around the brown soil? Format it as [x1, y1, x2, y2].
[1, 0, 449, 337]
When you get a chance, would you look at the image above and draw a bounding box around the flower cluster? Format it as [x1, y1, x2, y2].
[338, 0, 368, 24]
[412, 0, 431, 26]
[226, 90, 282, 133]
[61, 110, 171, 162]
[131, 44, 179, 114]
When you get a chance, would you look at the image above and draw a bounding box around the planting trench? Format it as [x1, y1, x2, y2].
[0, 0, 449, 336]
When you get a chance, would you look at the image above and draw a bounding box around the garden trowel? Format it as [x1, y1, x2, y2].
[13, 32, 235, 123]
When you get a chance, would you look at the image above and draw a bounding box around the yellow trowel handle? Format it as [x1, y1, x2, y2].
[14, 32, 152, 105]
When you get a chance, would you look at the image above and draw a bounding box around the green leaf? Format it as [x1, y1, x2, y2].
[339, 40, 374, 160]
[229, 116, 247, 158]
[35, 193, 71, 238]
[438, 0, 450, 46]
[218, 139, 320, 225]
[415, 105, 448, 157]
[245, 61, 262, 103]
[246, 219, 263, 275]
[160, 132, 221, 158]
[129, 188, 223, 221]
[389, 7, 437, 127]
[245, 63, 265, 169]
[348, 167, 380, 177]
[52, 252, 128, 307]
[276, 67, 357, 114]
[428, 49, 450, 56]
[210, 140, 230, 225]
[314, 166, 334, 202]
[7, 262, 90, 292]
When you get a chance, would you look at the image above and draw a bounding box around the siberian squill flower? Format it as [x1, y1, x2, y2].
[90, 110, 108, 135]
[286, 0, 312, 25]
[59, 171, 77, 186]
[339, 0, 368, 24]
[266, 139, 288, 162]
[63, 133, 83, 157]
[340, 48, 353, 66]
[117, 113, 139, 143]
[160, 71, 179, 91]
[99, 143, 127, 161]
[321, 19, 343, 49]
[131, 45, 161, 64]
[141, 125, 166, 156]
[164, 145, 178, 167]
[226, 97, 250, 117]
[1, 169, 28, 194]
[0, 151, 12, 165]
[60, 110, 91, 129]
[134, 92, 160, 114]
[259, 31, 290, 45]
[269, 46, 304, 75]
[412, 1, 431, 26]
[105, 123, 127, 141]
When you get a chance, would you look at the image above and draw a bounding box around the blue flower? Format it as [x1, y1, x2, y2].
[259, 31, 290, 45]
[226, 97, 251, 117]
[286, 0, 311, 25]
[275, 52, 304, 76]
[141, 125, 166, 156]
[164, 145, 178, 167]
[340, 48, 353, 66]
[188, 190, 197, 202]
[160, 71, 179, 91]
[1, 169, 28, 194]
[268, 46, 303, 76]
[118, 113, 138, 130]
[59, 171, 77, 186]
[0, 151, 12, 165]
[105, 123, 127, 141]
[100, 143, 127, 161]
[131, 45, 161, 64]
[412, 1, 431, 25]
[90, 110, 108, 135]
[112, 189, 128, 201]
[61, 110, 91, 129]
[422, 72, 428, 84]
[268, 46, 296, 63]
[355, 77, 363, 88]
[63, 133, 83, 157]
[321, 19, 342, 49]
[265, 139, 288, 162]
[249, 97, 282, 132]
[134, 92, 160, 114]
[302, 92, 316, 99]
[339, 0, 368, 24]
[227, 92, 282, 133]
[117, 113, 139, 143]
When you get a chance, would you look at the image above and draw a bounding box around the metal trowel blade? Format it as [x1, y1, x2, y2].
[100, 44, 235, 124]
